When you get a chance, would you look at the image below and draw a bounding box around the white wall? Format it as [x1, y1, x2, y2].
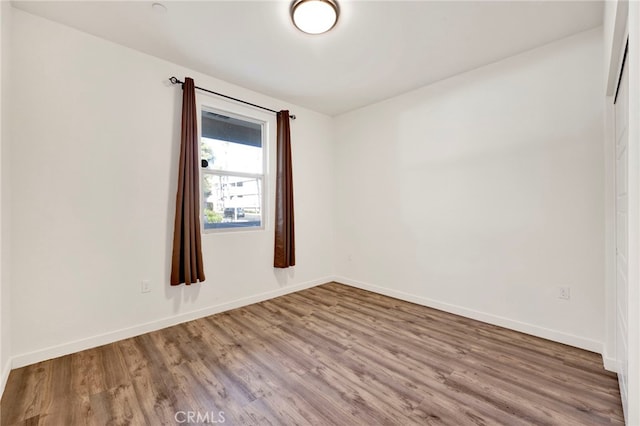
[9, 9, 334, 366]
[334, 28, 605, 352]
[0, 0, 12, 394]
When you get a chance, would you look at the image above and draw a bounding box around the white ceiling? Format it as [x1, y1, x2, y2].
[12, 1, 603, 116]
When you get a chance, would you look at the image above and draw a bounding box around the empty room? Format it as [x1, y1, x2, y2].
[0, 0, 638, 425]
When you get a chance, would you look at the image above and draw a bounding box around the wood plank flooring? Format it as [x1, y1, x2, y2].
[1, 282, 624, 425]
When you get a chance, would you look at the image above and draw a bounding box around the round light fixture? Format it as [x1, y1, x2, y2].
[291, 0, 339, 35]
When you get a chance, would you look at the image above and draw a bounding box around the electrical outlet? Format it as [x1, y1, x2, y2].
[141, 280, 151, 293]
[558, 286, 570, 300]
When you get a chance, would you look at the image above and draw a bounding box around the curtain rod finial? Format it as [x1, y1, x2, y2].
[290, 114, 296, 120]
[169, 76, 180, 85]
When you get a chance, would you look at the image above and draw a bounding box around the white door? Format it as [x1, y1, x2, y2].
[614, 43, 629, 418]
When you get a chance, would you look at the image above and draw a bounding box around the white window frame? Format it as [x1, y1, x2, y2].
[199, 104, 268, 233]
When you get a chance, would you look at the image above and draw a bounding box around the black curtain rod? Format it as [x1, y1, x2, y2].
[169, 77, 296, 120]
[613, 39, 628, 105]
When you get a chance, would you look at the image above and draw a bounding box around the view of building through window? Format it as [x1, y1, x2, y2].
[201, 110, 264, 230]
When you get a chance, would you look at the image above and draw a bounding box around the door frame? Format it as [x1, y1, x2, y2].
[604, 2, 639, 424]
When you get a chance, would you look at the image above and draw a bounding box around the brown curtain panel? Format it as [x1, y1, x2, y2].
[274, 110, 295, 268]
[170, 77, 206, 285]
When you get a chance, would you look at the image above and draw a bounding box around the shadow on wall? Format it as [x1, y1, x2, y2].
[274, 266, 296, 288]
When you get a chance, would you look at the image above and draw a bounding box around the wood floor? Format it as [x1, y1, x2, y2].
[1, 282, 623, 425]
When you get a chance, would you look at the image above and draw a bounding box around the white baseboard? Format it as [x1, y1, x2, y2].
[11, 277, 330, 369]
[601, 346, 618, 372]
[603, 355, 618, 373]
[334, 276, 603, 354]
[0, 357, 11, 397]
[9, 275, 607, 371]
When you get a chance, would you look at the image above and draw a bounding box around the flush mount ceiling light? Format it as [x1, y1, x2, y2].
[291, 0, 339, 35]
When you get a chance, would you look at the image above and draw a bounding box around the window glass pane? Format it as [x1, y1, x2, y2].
[201, 137, 262, 174]
[202, 174, 262, 230]
[202, 111, 262, 147]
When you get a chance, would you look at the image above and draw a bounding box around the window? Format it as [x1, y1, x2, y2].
[201, 109, 265, 231]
